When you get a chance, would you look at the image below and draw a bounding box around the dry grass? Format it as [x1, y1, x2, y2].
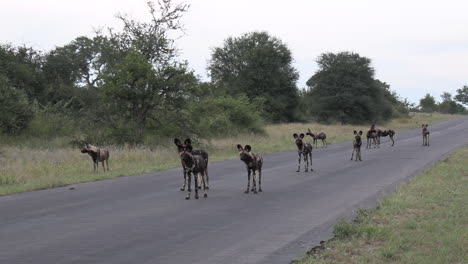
[299, 147, 468, 264]
[0, 112, 460, 195]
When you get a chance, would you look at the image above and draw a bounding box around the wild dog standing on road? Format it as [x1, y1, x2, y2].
[174, 138, 209, 191]
[179, 144, 208, 200]
[306, 129, 327, 148]
[351, 130, 363, 161]
[294, 133, 313, 172]
[366, 124, 379, 148]
[422, 124, 430, 146]
[237, 144, 263, 193]
[378, 129, 395, 146]
[81, 143, 110, 172]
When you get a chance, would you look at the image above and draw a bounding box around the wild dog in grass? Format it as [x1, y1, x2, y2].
[351, 130, 363, 161]
[179, 144, 208, 199]
[81, 143, 110, 172]
[378, 129, 396, 146]
[237, 144, 263, 194]
[174, 138, 209, 191]
[366, 124, 379, 148]
[422, 124, 430, 146]
[306, 128, 327, 148]
[294, 133, 313, 172]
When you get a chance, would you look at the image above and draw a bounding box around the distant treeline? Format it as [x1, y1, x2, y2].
[0, 1, 466, 145]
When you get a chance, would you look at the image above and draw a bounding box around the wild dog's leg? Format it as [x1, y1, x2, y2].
[252, 170, 257, 193]
[180, 162, 187, 191]
[427, 134, 430, 146]
[390, 135, 394, 146]
[358, 147, 362, 161]
[105, 159, 109, 171]
[258, 168, 262, 192]
[197, 174, 202, 189]
[205, 167, 209, 190]
[304, 152, 309, 172]
[297, 153, 301, 172]
[324, 139, 327, 148]
[202, 170, 208, 198]
[185, 171, 192, 200]
[194, 172, 199, 199]
[245, 169, 251, 193]
[309, 152, 313, 171]
[351, 147, 355, 160]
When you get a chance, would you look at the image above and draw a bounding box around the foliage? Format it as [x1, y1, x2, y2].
[0, 75, 34, 134]
[303, 52, 405, 124]
[100, 51, 197, 136]
[419, 93, 437, 112]
[0, 44, 45, 102]
[188, 95, 265, 137]
[438, 91, 466, 114]
[208, 31, 299, 122]
[454, 85, 468, 106]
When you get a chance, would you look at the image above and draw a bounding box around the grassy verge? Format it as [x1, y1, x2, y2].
[0, 112, 461, 195]
[299, 147, 468, 264]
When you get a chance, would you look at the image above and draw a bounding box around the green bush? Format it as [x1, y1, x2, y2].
[188, 95, 265, 137]
[0, 75, 33, 134]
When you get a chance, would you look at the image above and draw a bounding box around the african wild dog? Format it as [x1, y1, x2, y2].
[422, 124, 430, 146]
[351, 130, 363, 161]
[178, 144, 208, 199]
[294, 133, 313, 172]
[237, 144, 263, 193]
[377, 129, 395, 146]
[366, 128, 379, 148]
[174, 138, 209, 191]
[81, 143, 110, 172]
[306, 129, 327, 148]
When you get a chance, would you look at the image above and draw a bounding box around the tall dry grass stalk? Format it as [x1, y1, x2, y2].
[0, 112, 460, 195]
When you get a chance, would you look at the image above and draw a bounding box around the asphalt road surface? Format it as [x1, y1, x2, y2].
[1, 117, 467, 264]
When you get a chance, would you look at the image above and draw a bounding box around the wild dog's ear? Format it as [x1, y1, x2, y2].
[293, 133, 298, 139]
[184, 138, 192, 146]
[306, 128, 312, 135]
[174, 138, 182, 146]
[359, 131, 363, 135]
[245, 145, 252, 152]
[237, 144, 243, 151]
[354, 130, 357, 135]
[421, 124, 424, 127]
[426, 124, 429, 127]
[300, 133, 305, 139]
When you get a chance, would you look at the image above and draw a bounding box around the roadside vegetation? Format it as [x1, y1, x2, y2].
[299, 147, 468, 264]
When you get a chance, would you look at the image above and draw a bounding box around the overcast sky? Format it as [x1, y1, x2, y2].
[1, 0, 467, 103]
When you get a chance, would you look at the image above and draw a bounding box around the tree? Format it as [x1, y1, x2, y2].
[454, 85, 468, 106]
[101, 52, 197, 135]
[208, 31, 299, 122]
[0, 75, 33, 134]
[97, 0, 196, 139]
[419, 94, 437, 112]
[0, 44, 46, 102]
[439, 91, 466, 114]
[304, 51, 393, 124]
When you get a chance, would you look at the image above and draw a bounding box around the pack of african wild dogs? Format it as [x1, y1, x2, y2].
[81, 124, 431, 199]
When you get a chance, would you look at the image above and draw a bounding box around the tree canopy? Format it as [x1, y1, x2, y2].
[303, 51, 401, 124]
[208, 31, 299, 122]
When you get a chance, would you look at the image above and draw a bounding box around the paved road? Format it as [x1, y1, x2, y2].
[1, 117, 467, 264]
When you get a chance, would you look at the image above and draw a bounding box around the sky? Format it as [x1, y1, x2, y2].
[1, 0, 467, 103]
